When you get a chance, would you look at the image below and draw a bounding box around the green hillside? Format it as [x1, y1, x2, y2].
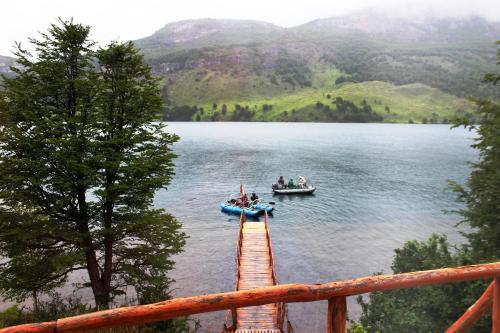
[157, 48, 478, 123]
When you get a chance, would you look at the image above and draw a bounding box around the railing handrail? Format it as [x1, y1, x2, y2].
[4, 262, 500, 333]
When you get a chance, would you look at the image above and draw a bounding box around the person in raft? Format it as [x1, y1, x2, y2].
[239, 193, 249, 207]
[250, 193, 259, 202]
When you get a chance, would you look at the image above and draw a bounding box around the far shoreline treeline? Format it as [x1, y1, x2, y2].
[160, 94, 477, 124]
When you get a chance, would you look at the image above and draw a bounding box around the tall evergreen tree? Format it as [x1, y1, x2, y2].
[449, 40, 500, 261]
[0, 20, 186, 309]
[93, 41, 186, 306]
[0, 19, 99, 305]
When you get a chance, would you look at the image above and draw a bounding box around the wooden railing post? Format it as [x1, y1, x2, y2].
[446, 281, 494, 333]
[287, 319, 294, 333]
[278, 303, 286, 330]
[231, 308, 237, 328]
[493, 277, 500, 333]
[327, 297, 346, 333]
[277, 303, 282, 331]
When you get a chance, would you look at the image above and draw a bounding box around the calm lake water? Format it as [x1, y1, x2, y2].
[155, 122, 476, 333]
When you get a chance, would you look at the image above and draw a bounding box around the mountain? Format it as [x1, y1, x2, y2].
[135, 18, 285, 54]
[0, 55, 16, 78]
[134, 12, 499, 122]
[3, 13, 499, 123]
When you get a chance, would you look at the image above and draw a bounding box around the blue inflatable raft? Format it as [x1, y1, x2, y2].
[220, 202, 273, 217]
[220, 203, 260, 217]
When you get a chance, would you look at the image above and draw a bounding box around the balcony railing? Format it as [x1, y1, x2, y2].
[0, 262, 499, 333]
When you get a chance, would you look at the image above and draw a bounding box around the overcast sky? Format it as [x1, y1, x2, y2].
[1, 0, 499, 55]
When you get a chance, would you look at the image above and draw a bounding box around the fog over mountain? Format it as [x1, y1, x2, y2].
[348, 1, 500, 23]
[296, 9, 500, 42]
[136, 12, 500, 51]
[1, 0, 500, 54]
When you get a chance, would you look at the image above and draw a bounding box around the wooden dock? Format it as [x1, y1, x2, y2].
[236, 220, 278, 331]
[224, 210, 291, 333]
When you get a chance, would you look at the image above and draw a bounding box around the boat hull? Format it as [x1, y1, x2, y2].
[272, 186, 316, 195]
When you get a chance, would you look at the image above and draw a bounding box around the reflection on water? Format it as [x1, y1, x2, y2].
[155, 122, 476, 333]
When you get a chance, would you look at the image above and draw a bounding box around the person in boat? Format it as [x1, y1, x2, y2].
[250, 192, 259, 202]
[288, 178, 295, 188]
[277, 176, 286, 188]
[298, 176, 307, 189]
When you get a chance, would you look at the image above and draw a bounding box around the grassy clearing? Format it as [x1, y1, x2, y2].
[191, 80, 474, 123]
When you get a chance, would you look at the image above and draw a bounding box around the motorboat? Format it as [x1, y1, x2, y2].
[272, 176, 316, 194]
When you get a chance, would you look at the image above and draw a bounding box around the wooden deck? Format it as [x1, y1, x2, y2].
[236, 221, 278, 331]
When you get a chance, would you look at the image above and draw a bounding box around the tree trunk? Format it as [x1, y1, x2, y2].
[32, 290, 39, 314]
[102, 194, 114, 303]
[77, 187, 110, 309]
[84, 245, 109, 309]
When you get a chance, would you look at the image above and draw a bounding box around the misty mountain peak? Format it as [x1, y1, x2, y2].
[136, 18, 283, 50]
[297, 10, 500, 42]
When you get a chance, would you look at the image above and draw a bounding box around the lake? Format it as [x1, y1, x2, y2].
[154, 122, 476, 333]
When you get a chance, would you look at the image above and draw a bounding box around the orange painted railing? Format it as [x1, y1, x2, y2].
[446, 281, 496, 333]
[1, 262, 500, 333]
